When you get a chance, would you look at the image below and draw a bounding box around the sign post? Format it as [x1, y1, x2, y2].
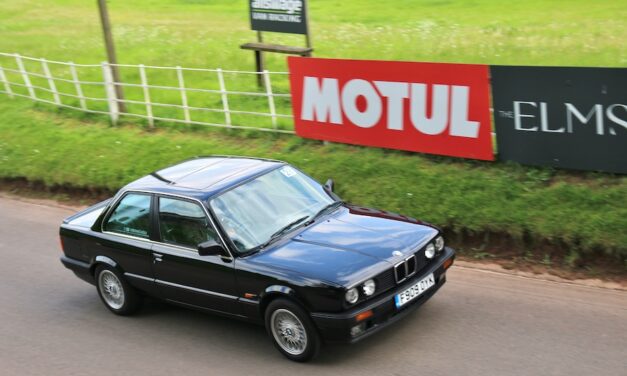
[242, 0, 313, 88]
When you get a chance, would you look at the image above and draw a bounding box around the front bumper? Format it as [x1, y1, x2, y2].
[311, 246, 455, 344]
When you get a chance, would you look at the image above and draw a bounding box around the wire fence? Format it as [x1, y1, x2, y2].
[0, 52, 295, 133]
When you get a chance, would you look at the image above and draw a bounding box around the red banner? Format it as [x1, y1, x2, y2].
[288, 57, 494, 161]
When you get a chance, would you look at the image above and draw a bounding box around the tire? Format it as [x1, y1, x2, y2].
[95, 265, 143, 315]
[265, 298, 320, 362]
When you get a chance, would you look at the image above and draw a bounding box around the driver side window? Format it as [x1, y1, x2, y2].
[158, 197, 219, 249]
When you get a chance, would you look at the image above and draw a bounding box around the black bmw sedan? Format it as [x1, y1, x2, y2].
[60, 156, 455, 361]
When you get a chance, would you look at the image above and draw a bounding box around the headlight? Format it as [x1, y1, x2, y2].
[435, 236, 445, 251]
[425, 243, 436, 259]
[345, 287, 359, 304]
[362, 279, 376, 296]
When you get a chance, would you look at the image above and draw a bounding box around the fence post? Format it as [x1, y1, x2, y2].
[176, 66, 190, 124]
[0, 65, 13, 98]
[101, 61, 119, 125]
[216, 68, 231, 126]
[138, 64, 154, 128]
[69, 62, 87, 110]
[14, 53, 36, 99]
[263, 70, 277, 129]
[41, 58, 61, 106]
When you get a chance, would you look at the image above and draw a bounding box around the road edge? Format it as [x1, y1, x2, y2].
[1, 192, 624, 291]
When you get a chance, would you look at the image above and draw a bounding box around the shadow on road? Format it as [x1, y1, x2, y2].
[59, 286, 441, 365]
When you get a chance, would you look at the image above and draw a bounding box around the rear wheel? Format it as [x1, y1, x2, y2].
[265, 298, 320, 362]
[95, 265, 142, 315]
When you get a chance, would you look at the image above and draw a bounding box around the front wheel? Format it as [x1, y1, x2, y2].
[265, 298, 320, 362]
[95, 265, 142, 315]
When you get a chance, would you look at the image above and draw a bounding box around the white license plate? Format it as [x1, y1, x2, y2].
[394, 273, 435, 308]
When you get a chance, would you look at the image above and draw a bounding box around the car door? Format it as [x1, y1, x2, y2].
[97, 191, 157, 295]
[152, 195, 239, 315]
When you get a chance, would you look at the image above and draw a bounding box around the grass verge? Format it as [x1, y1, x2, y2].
[1, 1, 625, 131]
[1, 100, 625, 278]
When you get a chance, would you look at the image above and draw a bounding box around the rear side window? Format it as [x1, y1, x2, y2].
[103, 193, 152, 239]
[158, 197, 218, 249]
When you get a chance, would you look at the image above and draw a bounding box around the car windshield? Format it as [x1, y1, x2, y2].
[209, 165, 337, 254]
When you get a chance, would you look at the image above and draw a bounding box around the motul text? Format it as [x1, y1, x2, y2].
[288, 57, 494, 160]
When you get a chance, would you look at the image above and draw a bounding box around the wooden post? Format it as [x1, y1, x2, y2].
[14, 54, 36, 99]
[176, 66, 191, 124]
[41, 58, 61, 106]
[69, 62, 87, 110]
[304, 0, 312, 56]
[263, 70, 277, 129]
[138, 64, 154, 128]
[255, 31, 265, 88]
[97, 0, 126, 112]
[216, 68, 231, 126]
[102, 61, 119, 125]
[0, 65, 13, 98]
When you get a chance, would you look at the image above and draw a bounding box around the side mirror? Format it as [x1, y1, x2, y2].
[324, 178, 335, 192]
[197, 239, 225, 256]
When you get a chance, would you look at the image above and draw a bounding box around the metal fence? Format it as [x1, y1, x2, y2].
[0, 52, 295, 133]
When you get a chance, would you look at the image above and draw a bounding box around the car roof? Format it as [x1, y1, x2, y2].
[123, 156, 285, 201]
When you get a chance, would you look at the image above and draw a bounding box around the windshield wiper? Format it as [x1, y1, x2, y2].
[254, 215, 310, 251]
[305, 200, 343, 225]
[246, 202, 343, 254]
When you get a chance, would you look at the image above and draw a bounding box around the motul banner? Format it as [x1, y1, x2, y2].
[288, 57, 494, 160]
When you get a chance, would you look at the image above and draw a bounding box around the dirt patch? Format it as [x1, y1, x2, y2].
[444, 228, 626, 284]
[453, 261, 626, 291]
[0, 177, 114, 206]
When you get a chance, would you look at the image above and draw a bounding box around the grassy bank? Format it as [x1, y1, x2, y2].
[2, 1, 624, 132]
[0, 0, 625, 274]
[1, 100, 626, 269]
[2, 0, 625, 68]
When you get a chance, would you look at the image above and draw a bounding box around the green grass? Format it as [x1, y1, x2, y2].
[0, 1, 626, 265]
[1, 0, 625, 68]
[1, 101, 626, 260]
[1, 1, 626, 130]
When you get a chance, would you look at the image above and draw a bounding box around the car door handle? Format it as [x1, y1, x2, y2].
[153, 253, 163, 262]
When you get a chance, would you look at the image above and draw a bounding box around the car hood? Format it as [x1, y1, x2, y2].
[248, 205, 438, 287]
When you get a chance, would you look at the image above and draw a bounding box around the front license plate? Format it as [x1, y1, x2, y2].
[394, 273, 435, 308]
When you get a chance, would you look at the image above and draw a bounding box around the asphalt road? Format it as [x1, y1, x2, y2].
[0, 197, 625, 376]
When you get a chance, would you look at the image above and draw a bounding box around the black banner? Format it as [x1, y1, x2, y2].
[491, 66, 627, 174]
[249, 0, 308, 35]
